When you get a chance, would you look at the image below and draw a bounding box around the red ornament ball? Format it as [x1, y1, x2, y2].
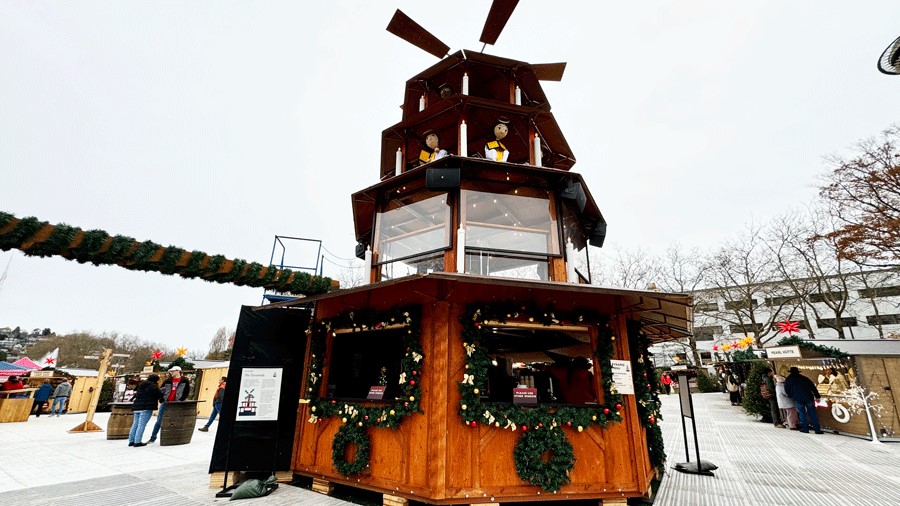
[538, 423, 543, 428]
[470, 421, 477, 427]
[410, 380, 416, 386]
[404, 402, 409, 407]
[364, 415, 369, 420]
[616, 404, 622, 410]
[603, 408, 610, 414]
[566, 421, 572, 427]
[412, 370, 417, 375]
[521, 425, 528, 431]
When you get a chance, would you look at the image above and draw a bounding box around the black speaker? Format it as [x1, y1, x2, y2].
[589, 221, 607, 248]
[425, 168, 461, 189]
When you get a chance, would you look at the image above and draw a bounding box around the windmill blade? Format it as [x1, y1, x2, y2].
[479, 0, 520, 46]
[386, 9, 450, 59]
[878, 35, 900, 75]
[531, 62, 567, 81]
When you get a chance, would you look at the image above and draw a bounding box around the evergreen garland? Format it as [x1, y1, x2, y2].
[626, 320, 665, 474]
[0, 212, 332, 296]
[457, 302, 625, 492]
[305, 306, 425, 476]
[777, 336, 849, 359]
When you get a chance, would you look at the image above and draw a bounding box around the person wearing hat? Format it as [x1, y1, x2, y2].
[418, 131, 448, 165]
[148, 365, 191, 443]
[484, 118, 510, 162]
[129, 374, 164, 447]
[783, 366, 824, 434]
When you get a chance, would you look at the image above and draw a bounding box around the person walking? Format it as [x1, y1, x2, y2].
[725, 370, 742, 405]
[31, 379, 53, 417]
[775, 374, 798, 429]
[198, 377, 227, 432]
[763, 368, 784, 427]
[661, 373, 673, 395]
[784, 366, 824, 434]
[128, 374, 164, 447]
[148, 366, 190, 443]
[50, 378, 72, 416]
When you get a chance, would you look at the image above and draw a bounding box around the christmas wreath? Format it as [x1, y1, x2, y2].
[512, 426, 575, 493]
[306, 306, 424, 476]
[457, 302, 624, 492]
[331, 424, 371, 477]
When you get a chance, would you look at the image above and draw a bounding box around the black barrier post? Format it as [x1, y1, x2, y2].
[673, 370, 716, 476]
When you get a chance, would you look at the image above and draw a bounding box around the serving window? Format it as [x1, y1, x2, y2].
[478, 324, 598, 406]
[325, 328, 406, 401]
[374, 191, 451, 280]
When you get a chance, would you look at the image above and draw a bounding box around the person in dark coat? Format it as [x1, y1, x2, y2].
[783, 366, 824, 434]
[31, 379, 53, 416]
[128, 374, 164, 447]
[198, 377, 226, 432]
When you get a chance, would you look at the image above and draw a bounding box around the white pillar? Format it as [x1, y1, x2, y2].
[462, 73, 469, 95]
[533, 134, 542, 167]
[456, 228, 466, 273]
[363, 246, 373, 286]
[419, 94, 425, 111]
[514, 86, 521, 105]
[459, 121, 468, 157]
[395, 148, 402, 176]
[565, 239, 577, 283]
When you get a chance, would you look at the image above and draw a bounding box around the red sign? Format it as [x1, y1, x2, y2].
[513, 388, 538, 406]
[367, 386, 387, 400]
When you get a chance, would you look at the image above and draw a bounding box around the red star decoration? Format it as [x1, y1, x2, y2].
[44, 357, 55, 365]
[777, 320, 800, 335]
[152, 350, 163, 360]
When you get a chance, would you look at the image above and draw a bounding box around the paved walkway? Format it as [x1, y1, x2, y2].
[655, 392, 900, 506]
[0, 396, 898, 504]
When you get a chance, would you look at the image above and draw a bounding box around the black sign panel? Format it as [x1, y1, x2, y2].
[209, 305, 310, 473]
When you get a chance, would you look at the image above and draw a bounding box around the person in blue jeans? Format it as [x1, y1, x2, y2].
[783, 366, 824, 434]
[50, 378, 72, 416]
[198, 377, 226, 432]
[149, 366, 190, 443]
[129, 374, 163, 447]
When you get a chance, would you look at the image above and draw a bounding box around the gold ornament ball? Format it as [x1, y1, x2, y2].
[409, 396, 415, 401]
[342, 417, 348, 423]
[577, 426, 584, 432]
[591, 415, 597, 421]
[389, 410, 396, 415]
[461, 404, 467, 410]
[311, 406, 316, 412]
[358, 422, 363, 427]
[473, 388, 480, 395]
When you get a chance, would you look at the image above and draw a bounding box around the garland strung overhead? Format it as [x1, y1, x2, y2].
[0, 211, 331, 296]
[458, 302, 624, 493]
[627, 320, 665, 474]
[305, 306, 424, 476]
[776, 336, 849, 359]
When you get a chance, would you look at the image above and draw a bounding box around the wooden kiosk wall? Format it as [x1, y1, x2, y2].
[292, 276, 655, 504]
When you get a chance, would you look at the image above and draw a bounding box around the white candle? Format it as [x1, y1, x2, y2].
[395, 148, 402, 175]
[419, 94, 425, 111]
[460, 120, 468, 157]
[515, 86, 521, 105]
[363, 246, 373, 286]
[533, 134, 542, 167]
[566, 239, 577, 283]
[457, 228, 466, 273]
[462, 73, 469, 95]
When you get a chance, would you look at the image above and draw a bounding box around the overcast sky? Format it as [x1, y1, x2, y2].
[1, 1, 898, 357]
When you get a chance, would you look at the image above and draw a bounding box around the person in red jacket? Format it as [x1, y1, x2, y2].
[2, 375, 26, 397]
[661, 373, 673, 395]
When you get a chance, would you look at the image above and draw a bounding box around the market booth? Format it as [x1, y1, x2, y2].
[287, 274, 690, 503]
[768, 339, 900, 441]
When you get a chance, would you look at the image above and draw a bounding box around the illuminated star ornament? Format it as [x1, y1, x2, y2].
[777, 320, 800, 335]
[152, 350, 164, 360]
[176, 347, 188, 357]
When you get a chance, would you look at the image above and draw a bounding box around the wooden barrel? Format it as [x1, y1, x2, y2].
[160, 401, 202, 446]
[106, 403, 134, 440]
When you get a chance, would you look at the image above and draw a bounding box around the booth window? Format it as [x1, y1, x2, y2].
[326, 329, 405, 400]
[461, 189, 560, 281]
[478, 325, 598, 406]
[374, 191, 451, 281]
